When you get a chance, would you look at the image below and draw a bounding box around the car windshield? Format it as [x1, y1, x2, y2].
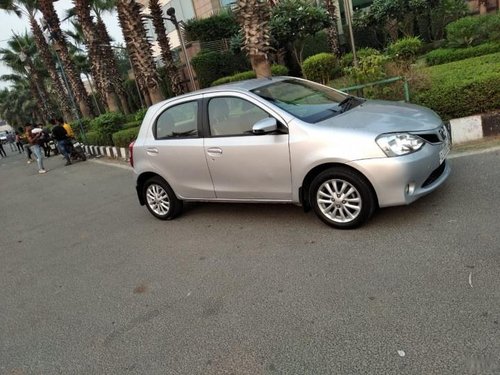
[252, 79, 355, 123]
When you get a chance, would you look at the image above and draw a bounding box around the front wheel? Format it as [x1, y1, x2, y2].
[310, 168, 376, 229]
[143, 176, 183, 220]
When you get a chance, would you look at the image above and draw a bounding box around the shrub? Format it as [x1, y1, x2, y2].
[445, 14, 500, 47]
[134, 108, 147, 122]
[425, 42, 500, 65]
[302, 53, 339, 84]
[344, 53, 388, 84]
[191, 50, 250, 88]
[386, 37, 423, 62]
[90, 112, 126, 145]
[302, 31, 330, 60]
[112, 126, 140, 148]
[413, 52, 500, 119]
[340, 48, 380, 69]
[211, 65, 289, 86]
[69, 118, 91, 132]
[84, 131, 108, 146]
[183, 11, 239, 42]
[122, 120, 142, 129]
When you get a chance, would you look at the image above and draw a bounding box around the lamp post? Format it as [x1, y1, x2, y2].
[41, 20, 87, 143]
[342, 0, 358, 67]
[145, 7, 196, 90]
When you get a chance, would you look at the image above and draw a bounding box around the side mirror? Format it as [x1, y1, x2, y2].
[252, 117, 278, 135]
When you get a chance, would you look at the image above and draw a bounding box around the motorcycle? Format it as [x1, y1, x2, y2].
[68, 139, 87, 161]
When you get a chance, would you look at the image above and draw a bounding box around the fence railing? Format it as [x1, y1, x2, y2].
[339, 76, 410, 102]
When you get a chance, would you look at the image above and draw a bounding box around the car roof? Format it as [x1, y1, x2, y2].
[148, 76, 297, 112]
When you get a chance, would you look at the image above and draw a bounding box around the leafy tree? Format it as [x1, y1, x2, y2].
[269, 0, 332, 66]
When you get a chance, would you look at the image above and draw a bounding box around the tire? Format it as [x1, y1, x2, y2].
[309, 167, 376, 229]
[143, 176, 183, 220]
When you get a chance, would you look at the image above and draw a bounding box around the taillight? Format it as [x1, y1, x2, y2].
[129, 140, 135, 167]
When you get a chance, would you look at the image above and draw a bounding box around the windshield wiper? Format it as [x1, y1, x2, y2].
[338, 95, 362, 112]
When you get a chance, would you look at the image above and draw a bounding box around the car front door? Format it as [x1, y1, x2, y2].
[203, 93, 291, 200]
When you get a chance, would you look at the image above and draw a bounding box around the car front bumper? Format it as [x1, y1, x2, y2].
[348, 143, 451, 207]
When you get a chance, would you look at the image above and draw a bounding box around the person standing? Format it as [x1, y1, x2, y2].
[19, 126, 33, 163]
[14, 131, 24, 153]
[25, 124, 46, 174]
[59, 118, 74, 138]
[51, 121, 72, 166]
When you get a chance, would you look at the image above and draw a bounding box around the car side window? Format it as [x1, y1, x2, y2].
[155, 101, 198, 139]
[208, 97, 269, 136]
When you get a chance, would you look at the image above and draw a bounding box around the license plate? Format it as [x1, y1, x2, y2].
[439, 141, 450, 164]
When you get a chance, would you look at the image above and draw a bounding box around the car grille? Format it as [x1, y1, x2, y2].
[422, 161, 446, 188]
[415, 123, 451, 145]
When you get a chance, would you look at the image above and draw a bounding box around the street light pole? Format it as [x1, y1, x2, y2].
[145, 7, 196, 91]
[342, 0, 358, 67]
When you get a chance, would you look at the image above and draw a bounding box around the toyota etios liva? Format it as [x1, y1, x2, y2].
[130, 77, 451, 229]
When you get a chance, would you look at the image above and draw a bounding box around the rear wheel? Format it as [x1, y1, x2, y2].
[310, 167, 375, 229]
[143, 176, 183, 220]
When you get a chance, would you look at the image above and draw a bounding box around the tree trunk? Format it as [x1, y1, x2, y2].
[95, 17, 131, 113]
[74, 0, 122, 113]
[38, 0, 94, 118]
[116, 0, 164, 104]
[30, 15, 74, 121]
[324, 0, 341, 56]
[236, 0, 272, 78]
[250, 54, 272, 78]
[149, 0, 184, 96]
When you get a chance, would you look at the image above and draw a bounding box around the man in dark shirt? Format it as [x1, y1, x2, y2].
[51, 122, 72, 166]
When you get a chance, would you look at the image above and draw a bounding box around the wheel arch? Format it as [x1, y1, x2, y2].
[136, 172, 166, 205]
[300, 163, 379, 209]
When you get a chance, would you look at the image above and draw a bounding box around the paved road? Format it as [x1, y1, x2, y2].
[1, 148, 499, 375]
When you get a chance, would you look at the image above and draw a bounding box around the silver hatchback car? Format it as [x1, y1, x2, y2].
[131, 77, 451, 229]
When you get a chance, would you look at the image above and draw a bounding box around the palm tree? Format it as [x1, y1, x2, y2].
[148, 0, 183, 96]
[30, 15, 75, 120]
[116, 0, 164, 104]
[324, 0, 341, 56]
[0, 33, 53, 122]
[0, 0, 74, 119]
[72, 0, 121, 112]
[235, 0, 272, 78]
[38, 0, 94, 117]
[0, 83, 38, 127]
[91, 0, 131, 113]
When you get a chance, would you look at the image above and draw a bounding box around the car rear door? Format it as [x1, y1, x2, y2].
[202, 93, 292, 200]
[142, 96, 215, 199]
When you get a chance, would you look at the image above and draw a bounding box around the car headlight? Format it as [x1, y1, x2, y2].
[376, 133, 424, 157]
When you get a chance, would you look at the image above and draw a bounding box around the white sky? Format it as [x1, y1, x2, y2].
[0, 0, 124, 89]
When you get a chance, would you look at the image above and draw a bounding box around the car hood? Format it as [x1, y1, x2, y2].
[324, 100, 443, 133]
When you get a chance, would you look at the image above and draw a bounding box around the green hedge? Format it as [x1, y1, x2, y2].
[302, 53, 339, 84]
[112, 126, 140, 148]
[183, 11, 239, 42]
[446, 13, 500, 48]
[413, 52, 500, 119]
[191, 50, 250, 88]
[386, 37, 423, 62]
[122, 120, 142, 130]
[84, 131, 108, 146]
[425, 41, 500, 66]
[211, 65, 289, 86]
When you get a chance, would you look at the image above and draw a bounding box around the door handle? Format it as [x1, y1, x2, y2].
[146, 148, 159, 154]
[207, 147, 223, 157]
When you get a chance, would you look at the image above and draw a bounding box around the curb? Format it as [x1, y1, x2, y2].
[450, 111, 500, 144]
